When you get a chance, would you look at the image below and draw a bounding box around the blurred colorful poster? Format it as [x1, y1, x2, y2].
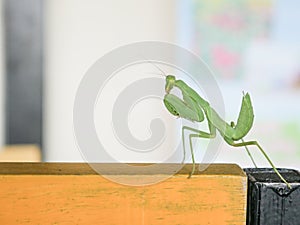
[188, 0, 271, 79]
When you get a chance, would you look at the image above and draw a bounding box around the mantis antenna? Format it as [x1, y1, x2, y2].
[141, 58, 167, 77]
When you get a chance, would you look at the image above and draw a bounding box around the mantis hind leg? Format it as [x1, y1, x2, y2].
[228, 140, 291, 189]
[241, 138, 258, 168]
[182, 126, 216, 178]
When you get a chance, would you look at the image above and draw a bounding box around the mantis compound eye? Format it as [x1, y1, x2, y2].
[165, 75, 176, 93]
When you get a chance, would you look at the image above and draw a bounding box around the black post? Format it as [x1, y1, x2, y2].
[244, 168, 300, 225]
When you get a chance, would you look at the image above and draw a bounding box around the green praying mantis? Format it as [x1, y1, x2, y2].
[162, 74, 291, 189]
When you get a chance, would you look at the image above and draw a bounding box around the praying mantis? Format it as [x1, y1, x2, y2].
[162, 74, 291, 189]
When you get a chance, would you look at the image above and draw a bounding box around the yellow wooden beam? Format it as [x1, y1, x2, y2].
[0, 163, 247, 225]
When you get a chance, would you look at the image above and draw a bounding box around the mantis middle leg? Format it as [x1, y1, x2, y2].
[182, 125, 216, 178]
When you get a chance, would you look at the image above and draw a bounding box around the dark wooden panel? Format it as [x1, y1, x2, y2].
[4, 0, 43, 146]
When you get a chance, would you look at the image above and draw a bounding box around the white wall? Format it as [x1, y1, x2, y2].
[0, 0, 5, 149]
[44, 0, 176, 161]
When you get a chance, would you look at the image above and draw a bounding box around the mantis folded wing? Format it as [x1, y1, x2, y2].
[163, 75, 291, 189]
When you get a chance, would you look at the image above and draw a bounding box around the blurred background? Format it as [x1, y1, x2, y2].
[0, 0, 299, 169]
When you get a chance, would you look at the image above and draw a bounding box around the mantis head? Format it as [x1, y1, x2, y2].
[165, 75, 176, 93]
